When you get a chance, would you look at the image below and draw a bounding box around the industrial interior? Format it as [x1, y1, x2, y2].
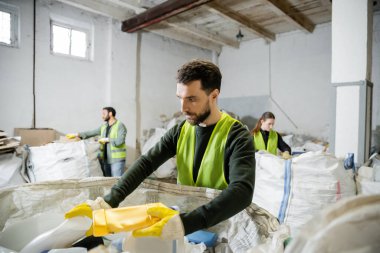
[0, 0, 379, 252]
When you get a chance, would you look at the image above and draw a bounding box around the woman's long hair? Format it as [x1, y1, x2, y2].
[251, 111, 275, 135]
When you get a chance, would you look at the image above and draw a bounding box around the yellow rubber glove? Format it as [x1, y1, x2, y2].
[65, 203, 93, 236]
[132, 206, 184, 240]
[65, 197, 112, 237]
[98, 138, 109, 145]
[66, 133, 79, 139]
[282, 151, 291, 160]
[92, 203, 164, 237]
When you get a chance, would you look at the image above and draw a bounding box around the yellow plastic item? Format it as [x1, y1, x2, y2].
[132, 205, 180, 238]
[92, 203, 166, 237]
[65, 203, 94, 236]
[66, 133, 78, 139]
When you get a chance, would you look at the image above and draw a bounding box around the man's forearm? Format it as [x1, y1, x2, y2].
[180, 181, 253, 235]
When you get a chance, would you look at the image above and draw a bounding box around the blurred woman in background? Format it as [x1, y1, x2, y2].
[251, 111, 291, 159]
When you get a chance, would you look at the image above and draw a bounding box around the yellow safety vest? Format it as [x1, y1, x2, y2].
[253, 130, 278, 155]
[100, 120, 126, 160]
[176, 112, 238, 190]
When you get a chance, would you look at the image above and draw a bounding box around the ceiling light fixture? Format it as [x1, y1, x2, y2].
[236, 29, 244, 42]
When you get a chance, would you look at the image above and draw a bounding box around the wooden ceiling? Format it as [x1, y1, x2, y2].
[56, 0, 379, 53]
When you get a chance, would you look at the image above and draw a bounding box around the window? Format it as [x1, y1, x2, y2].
[0, 2, 19, 47]
[51, 21, 91, 59]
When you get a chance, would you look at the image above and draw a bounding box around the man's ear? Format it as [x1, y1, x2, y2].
[211, 89, 219, 99]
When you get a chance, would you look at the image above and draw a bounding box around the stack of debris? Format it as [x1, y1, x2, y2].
[0, 131, 24, 188]
[0, 131, 20, 155]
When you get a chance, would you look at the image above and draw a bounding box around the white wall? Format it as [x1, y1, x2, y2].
[35, 0, 109, 134]
[372, 13, 380, 134]
[0, 0, 34, 134]
[0, 0, 211, 164]
[219, 15, 380, 141]
[139, 33, 211, 131]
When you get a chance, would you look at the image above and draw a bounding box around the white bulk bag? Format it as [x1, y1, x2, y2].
[0, 153, 24, 188]
[0, 178, 278, 253]
[28, 140, 103, 182]
[356, 166, 380, 195]
[284, 195, 380, 253]
[284, 152, 356, 233]
[252, 151, 356, 235]
[252, 151, 285, 218]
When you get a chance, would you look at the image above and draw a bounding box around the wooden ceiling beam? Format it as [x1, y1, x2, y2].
[265, 0, 315, 33]
[146, 24, 223, 53]
[56, 0, 227, 51]
[166, 16, 239, 48]
[56, 0, 133, 20]
[122, 0, 213, 33]
[206, 2, 275, 42]
[320, 0, 332, 13]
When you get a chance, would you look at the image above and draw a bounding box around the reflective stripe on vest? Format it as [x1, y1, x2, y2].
[253, 130, 278, 155]
[176, 112, 238, 190]
[99, 120, 126, 159]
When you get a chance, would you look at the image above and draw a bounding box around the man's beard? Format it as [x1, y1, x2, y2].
[185, 104, 211, 126]
[104, 115, 110, 122]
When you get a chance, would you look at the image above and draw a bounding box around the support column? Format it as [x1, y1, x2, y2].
[331, 0, 373, 164]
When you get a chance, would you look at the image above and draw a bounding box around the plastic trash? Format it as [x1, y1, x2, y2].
[0, 213, 63, 251]
[20, 217, 92, 253]
[48, 248, 87, 253]
[186, 230, 217, 248]
[0, 245, 15, 253]
[123, 235, 184, 253]
[344, 153, 355, 171]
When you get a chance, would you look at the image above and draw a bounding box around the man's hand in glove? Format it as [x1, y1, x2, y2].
[132, 206, 184, 240]
[66, 133, 79, 139]
[98, 138, 110, 145]
[282, 151, 291, 160]
[65, 197, 111, 236]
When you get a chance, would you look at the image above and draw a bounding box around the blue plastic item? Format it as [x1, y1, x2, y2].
[185, 230, 217, 248]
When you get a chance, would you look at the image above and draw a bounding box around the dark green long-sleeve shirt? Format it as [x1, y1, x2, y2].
[103, 119, 255, 235]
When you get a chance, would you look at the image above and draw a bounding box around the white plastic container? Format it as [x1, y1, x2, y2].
[19, 217, 92, 253]
[48, 248, 87, 253]
[123, 235, 185, 253]
[0, 213, 63, 251]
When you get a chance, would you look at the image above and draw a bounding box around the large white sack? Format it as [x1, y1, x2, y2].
[142, 128, 176, 178]
[0, 153, 25, 188]
[252, 151, 356, 235]
[252, 151, 285, 217]
[284, 195, 380, 253]
[285, 152, 356, 231]
[356, 166, 380, 195]
[27, 140, 103, 182]
[0, 178, 278, 253]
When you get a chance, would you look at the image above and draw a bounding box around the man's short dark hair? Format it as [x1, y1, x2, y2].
[103, 107, 116, 117]
[176, 59, 222, 94]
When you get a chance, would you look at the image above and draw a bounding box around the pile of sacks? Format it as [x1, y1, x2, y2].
[140, 112, 185, 179]
[0, 139, 103, 189]
[282, 134, 328, 153]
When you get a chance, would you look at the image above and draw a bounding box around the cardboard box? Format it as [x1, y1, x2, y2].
[14, 128, 57, 147]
